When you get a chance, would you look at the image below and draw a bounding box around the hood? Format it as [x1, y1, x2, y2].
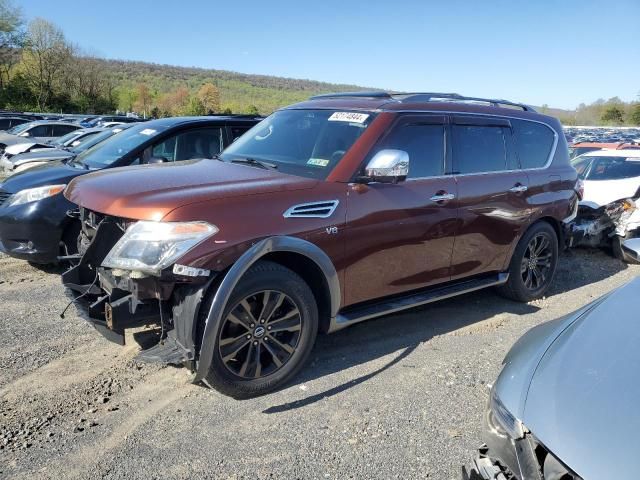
[0, 133, 31, 149]
[11, 148, 72, 167]
[64, 159, 319, 220]
[4, 142, 36, 156]
[581, 177, 640, 208]
[0, 160, 86, 194]
[522, 278, 640, 479]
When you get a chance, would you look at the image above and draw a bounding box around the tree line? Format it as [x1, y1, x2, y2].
[0, 0, 638, 124]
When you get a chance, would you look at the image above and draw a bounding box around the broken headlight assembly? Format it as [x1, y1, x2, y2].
[488, 388, 525, 440]
[101, 220, 218, 276]
[7, 184, 66, 207]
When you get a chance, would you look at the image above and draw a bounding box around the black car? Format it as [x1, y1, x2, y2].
[0, 116, 30, 132]
[0, 116, 261, 264]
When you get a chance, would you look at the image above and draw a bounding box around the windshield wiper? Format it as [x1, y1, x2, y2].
[231, 157, 278, 170]
[68, 156, 89, 169]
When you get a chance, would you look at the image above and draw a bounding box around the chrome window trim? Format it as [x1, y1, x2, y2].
[283, 200, 340, 219]
[394, 110, 560, 174]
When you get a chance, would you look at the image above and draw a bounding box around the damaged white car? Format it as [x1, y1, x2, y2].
[568, 149, 640, 263]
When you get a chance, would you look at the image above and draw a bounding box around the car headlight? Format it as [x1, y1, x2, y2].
[7, 184, 66, 207]
[101, 220, 218, 276]
[488, 388, 525, 439]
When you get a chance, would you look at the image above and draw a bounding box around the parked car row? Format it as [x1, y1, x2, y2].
[1, 94, 638, 479]
[564, 126, 640, 145]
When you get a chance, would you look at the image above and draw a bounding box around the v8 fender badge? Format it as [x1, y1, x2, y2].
[325, 226, 338, 235]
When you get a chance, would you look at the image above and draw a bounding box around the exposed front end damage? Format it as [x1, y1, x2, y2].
[61, 208, 215, 370]
[465, 389, 582, 480]
[568, 198, 640, 263]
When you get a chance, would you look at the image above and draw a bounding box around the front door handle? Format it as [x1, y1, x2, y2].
[430, 192, 455, 202]
[509, 184, 528, 193]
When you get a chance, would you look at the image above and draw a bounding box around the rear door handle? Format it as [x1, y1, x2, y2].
[509, 184, 528, 193]
[430, 192, 455, 202]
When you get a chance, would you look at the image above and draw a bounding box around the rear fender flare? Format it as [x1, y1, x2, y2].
[193, 235, 340, 383]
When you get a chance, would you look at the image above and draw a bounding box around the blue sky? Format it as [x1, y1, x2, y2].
[16, 0, 640, 109]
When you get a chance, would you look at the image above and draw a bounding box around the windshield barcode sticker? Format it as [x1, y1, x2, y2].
[308, 158, 330, 167]
[328, 112, 369, 123]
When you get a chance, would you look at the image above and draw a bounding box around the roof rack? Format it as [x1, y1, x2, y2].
[309, 91, 392, 100]
[308, 91, 536, 112]
[394, 93, 536, 112]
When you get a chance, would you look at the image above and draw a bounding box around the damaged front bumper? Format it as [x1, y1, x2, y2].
[61, 209, 215, 369]
[465, 392, 582, 480]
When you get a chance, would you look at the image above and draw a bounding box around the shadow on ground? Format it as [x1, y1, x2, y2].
[262, 249, 626, 413]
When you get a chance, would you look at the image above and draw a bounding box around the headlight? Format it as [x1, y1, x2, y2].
[7, 184, 66, 207]
[488, 388, 525, 439]
[101, 220, 218, 276]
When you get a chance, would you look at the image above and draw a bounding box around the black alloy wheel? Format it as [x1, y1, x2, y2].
[218, 290, 302, 379]
[521, 233, 553, 291]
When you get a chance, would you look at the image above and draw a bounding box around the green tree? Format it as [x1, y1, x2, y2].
[629, 104, 640, 126]
[0, 0, 25, 89]
[186, 95, 206, 115]
[221, 107, 232, 114]
[197, 82, 220, 113]
[246, 104, 259, 115]
[601, 106, 624, 125]
[21, 18, 72, 110]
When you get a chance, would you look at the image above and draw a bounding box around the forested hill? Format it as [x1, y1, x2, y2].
[100, 58, 370, 114]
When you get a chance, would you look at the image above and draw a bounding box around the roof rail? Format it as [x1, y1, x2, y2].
[308, 91, 536, 112]
[392, 92, 536, 112]
[309, 91, 392, 100]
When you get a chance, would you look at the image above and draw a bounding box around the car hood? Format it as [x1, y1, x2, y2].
[0, 133, 31, 148]
[4, 142, 36, 156]
[65, 159, 319, 220]
[11, 148, 72, 166]
[0, 160, 87, 194]
[581, 177, 640, 208]
[523, 278, 640, 479]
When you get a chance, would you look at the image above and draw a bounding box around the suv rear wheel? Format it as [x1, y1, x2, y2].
[202, 261, 318, 399]
[497, 222, 558, 302]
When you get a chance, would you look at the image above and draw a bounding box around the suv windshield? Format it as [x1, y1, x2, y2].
[573, 155, 640, 180]
[51, 131, 81, 147]
[77, 123, 168, 168]
[220, 109, 377, 179]
[6, 123, 33, 135]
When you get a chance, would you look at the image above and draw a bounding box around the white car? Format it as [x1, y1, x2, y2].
[569, 149, 640, 262]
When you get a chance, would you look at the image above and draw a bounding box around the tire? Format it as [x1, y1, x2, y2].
[497, 222, 558, 302]
[612, 235, 640, 264]
[201, 261, 318, 399]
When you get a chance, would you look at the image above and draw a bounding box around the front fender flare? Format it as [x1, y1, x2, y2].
[193, 235, 340, 383]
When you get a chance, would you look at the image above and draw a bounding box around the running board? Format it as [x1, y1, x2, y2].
[328, 273, 509, 333]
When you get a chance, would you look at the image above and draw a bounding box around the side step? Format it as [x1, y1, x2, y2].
[329, 273, 508, 332]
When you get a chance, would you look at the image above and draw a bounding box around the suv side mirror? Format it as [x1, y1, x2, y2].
[148, 156, 168, 164]
[363, 149, 409, 183]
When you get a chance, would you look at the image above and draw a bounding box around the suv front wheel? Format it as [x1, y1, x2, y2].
[498, 222, 558, 302]
[202, 261, 318, 399]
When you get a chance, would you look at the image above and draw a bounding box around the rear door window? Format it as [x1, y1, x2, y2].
[452, 124, 507, 174]
[52, 125, 78, 136]
[511, 119, 555, 169]
[230, 126, 252, 144]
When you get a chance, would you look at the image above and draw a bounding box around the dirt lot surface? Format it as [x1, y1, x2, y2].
[0, 248, 637, 479]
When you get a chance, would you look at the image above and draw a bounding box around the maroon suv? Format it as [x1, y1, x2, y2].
[62, 92, 578, 398]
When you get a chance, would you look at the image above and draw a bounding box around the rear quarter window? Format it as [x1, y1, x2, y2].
[512, 119, 555, 169]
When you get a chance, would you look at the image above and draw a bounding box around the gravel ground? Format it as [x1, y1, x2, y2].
[0, 248, 637, 479]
